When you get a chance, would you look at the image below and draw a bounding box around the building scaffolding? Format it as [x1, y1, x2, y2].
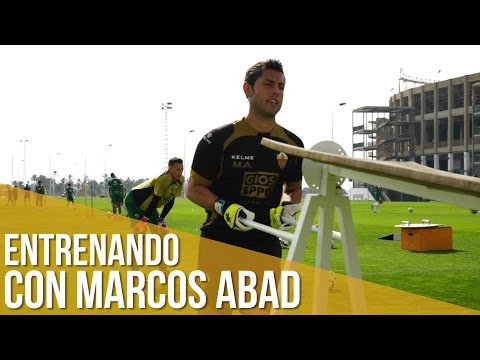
[352, 106, 418, 162]
[351, 106, 419, 201]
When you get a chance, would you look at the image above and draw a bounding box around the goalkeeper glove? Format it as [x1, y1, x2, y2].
[270, 201, 302, 231]
[214, 199, 255, 231]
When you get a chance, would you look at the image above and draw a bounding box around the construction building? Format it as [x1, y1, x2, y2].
[352, 71, 480, 201]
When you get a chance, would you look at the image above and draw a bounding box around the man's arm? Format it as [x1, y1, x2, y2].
[159, 198, 175, 218]
[282, 180, 303, 204]
[267, 180, 303, 231]
[187, 177, 255, 231]
[186, 177, 218, 212]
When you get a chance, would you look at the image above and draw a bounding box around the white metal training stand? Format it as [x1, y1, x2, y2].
[289, 172, 360, 277]
[291, 141, 365, 313]
[242, 141, 367, 314]
[251, 137, 480, 313]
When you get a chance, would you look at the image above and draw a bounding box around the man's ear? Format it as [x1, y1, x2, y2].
[243, 81, 253, 98]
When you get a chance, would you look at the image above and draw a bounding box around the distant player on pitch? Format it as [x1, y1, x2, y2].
[108, 173, 126, 216]
[124, 157, 184, 229]
[65, 182, 75, 208]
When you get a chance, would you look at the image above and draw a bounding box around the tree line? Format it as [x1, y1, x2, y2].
[10, 174, 147, 197]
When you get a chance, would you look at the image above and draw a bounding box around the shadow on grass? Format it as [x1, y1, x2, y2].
[406, 249, 465, 254]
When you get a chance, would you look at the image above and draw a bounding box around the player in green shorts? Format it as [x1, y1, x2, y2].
[35, 180, 45, 208]
[108, 173, 126, 216]
[124, 158, 184, 278]
[65, 183, 75, 208]
[124, 158, 184, 228]
[24, 183, 31, 205]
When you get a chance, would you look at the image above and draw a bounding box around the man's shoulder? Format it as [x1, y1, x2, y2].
[205, 122, 236, 138]
[158, 172, 170, 180]
[274, 125, 304, 148]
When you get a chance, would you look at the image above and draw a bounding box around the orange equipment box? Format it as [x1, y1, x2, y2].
[400, 226, 452, 251]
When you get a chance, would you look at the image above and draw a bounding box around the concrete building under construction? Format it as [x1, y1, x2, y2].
[352, 71, 480, 201]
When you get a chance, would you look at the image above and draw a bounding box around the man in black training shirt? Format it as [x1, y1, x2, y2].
[187, 59, 304, 313]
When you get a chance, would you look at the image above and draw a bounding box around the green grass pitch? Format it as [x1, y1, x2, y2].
[90, 196, 480, 311]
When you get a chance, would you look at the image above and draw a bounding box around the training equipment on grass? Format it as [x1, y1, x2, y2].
[241, 216, 341, 242]
[259, 137, 480, 274]
[408, 207, 414, 212]
[257, 137, 480, 313]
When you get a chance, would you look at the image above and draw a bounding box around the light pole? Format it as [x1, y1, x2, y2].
[53, 170, 57, 196]
[50, 152, 60, 196]
[183, 129, 195, 197]
[183, 130, 195, 174]
[162, 102, 173, 169]
[20, 139, 28, 184]
[331, 103, 347, 141]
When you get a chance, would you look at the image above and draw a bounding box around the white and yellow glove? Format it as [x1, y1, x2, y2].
[270, 202, 302, 231]
[214, 199, 255, 231]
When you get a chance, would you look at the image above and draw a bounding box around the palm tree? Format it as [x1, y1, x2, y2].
[37, 175, 49, 185]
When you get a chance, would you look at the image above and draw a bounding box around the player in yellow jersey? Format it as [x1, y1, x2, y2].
[124, 157, 184, 279]
[124, 157, 184, 227]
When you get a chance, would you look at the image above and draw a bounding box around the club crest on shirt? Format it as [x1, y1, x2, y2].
[276, 152, 288, 169]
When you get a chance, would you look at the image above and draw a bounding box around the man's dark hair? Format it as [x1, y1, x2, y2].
[111, 173, 115, 178]
[168, 157, 183, 166]
[244, 59, 284, 87]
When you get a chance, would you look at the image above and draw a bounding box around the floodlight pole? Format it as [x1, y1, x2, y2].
[183, 129, 195, 197]
[162, 102, 173, 169]
[104, 144, 112, 197]
[20, 139, 28, 184]
[50, 152, 60, 196]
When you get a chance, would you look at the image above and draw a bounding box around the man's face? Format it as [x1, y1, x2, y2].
[169, 163, 184, 181]
[249, 68, 285, 118]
